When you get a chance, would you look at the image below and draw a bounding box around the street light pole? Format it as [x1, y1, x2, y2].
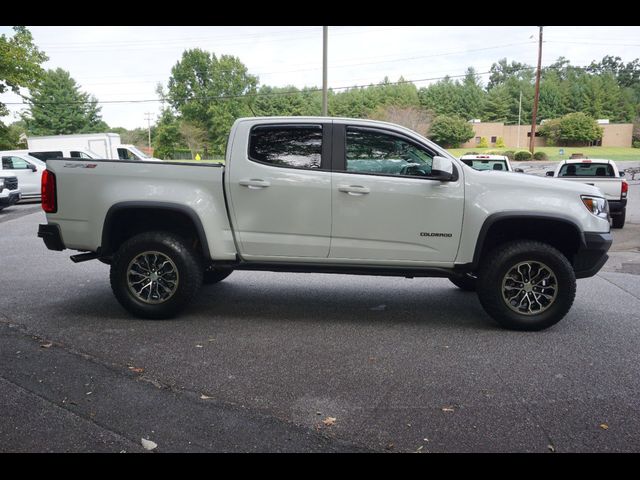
[529, 26, 543, 154]
[322, 26, 328, 116]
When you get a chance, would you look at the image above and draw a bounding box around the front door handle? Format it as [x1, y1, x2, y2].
[239, 179, 271, 189]
[338, 185, 370, 195]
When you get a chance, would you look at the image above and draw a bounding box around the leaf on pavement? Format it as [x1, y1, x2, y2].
[40, 342, 53, 348]
[441, 406, 455, 413]
[200, 394, 213, 400]
[128, 366, 144, 373]
[322, 417, 336, 426]
[141, 438, 157, 451]
[600, 423, 609, 430]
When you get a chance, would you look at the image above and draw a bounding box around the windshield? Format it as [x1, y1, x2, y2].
[559, 163, 614, 177]
[126, 145, 150, 159]
[462, 159, 508, 171]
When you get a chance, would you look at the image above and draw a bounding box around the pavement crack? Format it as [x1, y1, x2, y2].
[597, 274, 640, 302]
[0, 374, 142, 451]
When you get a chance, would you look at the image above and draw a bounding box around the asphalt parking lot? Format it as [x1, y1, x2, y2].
[1, 183, 639, 453]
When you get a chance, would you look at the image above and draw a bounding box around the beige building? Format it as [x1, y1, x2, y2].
[461, 122, 633, 149]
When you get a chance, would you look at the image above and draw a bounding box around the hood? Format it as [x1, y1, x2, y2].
[463, 167, 604, 197]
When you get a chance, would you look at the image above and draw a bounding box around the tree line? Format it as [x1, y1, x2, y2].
[1, 27, 639, 154]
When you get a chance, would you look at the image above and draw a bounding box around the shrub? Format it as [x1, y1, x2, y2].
[495, 136, 506, 148]
[539, 113, 602, 145]
[502, 150, 515, 161]
[533, 151, 548, 161]
[428, 115, 475, 148]
[478, 137, 489, 148]
[633, 140, 640, 149]
[514, 150, 532, 161]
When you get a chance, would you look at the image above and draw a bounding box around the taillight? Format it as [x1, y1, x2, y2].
[42, 169, 57, 213]
[622, 180, 628, 198]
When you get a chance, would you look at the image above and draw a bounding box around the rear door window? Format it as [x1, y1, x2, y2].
[249, 125, 323, 170]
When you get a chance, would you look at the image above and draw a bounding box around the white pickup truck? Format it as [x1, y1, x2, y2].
[546, 159, 628, 228]
[38, 117, 613, 331]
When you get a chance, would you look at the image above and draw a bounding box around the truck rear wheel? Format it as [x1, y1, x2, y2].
[110, 231, 203, 319]
[612, 209, 626, 229]
[476, 240, 576, 331]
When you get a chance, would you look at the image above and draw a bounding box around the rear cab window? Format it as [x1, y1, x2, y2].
[559, 163, 614, 177]
[461, 159, 508, 171]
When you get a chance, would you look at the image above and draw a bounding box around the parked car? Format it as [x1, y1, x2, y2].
[0, 152, 45, 201]
[5, 148, 101, 161]
[0, 173, 21, 211]
[38, 117, 612, 331]
[546, 159, 628, 228]
[459, 154, 524, 173]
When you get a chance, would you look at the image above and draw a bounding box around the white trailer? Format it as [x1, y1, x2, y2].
[27, 133, 159, 161]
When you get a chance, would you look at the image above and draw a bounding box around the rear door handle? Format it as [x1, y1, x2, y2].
[239, 179, 271, 189]
[338, 185, 370, 195]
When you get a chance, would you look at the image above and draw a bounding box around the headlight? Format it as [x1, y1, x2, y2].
[581, 195, 609, 220]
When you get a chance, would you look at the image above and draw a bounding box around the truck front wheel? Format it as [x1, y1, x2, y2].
[477, 241, 576, 331]
[110, 231, 203, 319]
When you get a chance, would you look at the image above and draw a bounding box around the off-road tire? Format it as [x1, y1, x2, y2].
[476, 240, 576, 331]
[110, 231, 203, 319]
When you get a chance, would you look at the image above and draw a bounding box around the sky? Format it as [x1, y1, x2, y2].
[1, 25, 639, 130]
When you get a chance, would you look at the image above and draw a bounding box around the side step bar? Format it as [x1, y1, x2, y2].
[70, 252, 101, 263]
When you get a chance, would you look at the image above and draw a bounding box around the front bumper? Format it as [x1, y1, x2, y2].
[573, 232, 613, 279]
[608, 199, 627, 216]
[0, 191, 21, 207]
[38, 224, 65, 251]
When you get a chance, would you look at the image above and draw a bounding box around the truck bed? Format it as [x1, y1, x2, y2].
[44, 159, 237, 260]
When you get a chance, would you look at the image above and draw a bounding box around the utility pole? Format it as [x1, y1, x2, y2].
[144, 112, 153, 151]
[322, 26, 328, 116]
[529, 26, 543, 154]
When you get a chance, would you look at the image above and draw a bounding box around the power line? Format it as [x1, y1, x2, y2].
[0, 66, 534, 107]
[2, 63, 601, 108]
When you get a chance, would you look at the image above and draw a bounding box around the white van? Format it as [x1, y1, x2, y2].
[27, 133, 161, 161]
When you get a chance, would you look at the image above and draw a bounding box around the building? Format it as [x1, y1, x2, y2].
[461, 121, 633, 149]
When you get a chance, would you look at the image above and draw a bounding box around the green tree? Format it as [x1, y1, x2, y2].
[153, 108, 182, 159]
[0, 26, 48, 145]
[0, 121, 27, 150]
[482, 86, 511, 122]
[22, 68, 107, 135]
[166, 49, 258, 154]
[428, 115, 474, 148]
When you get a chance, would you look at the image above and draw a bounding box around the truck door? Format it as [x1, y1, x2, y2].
[329, 124, 464, 264]
[226, 122, 332, 260]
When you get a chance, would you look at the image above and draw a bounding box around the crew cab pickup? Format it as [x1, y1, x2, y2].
[38, 117, 612, 331]
[546, 159, 628, 228]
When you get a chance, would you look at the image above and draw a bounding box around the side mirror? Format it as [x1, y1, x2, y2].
[545, 171, 554, 177]
[431, 155, 454, 181]
[514, 168, 524, 173]
[620, 171, 625, 177]
[28, 163, 37, 172]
